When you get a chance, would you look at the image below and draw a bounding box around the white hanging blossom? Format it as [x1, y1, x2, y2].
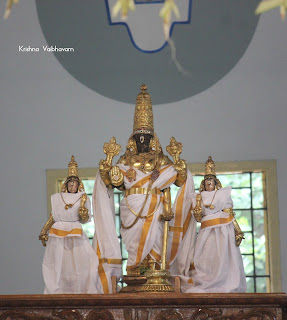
[4, 0, 18, 19]
[159, 0, 180, 40]
[159, 0, 190, 75]
[112, 0, 135, 21]
[256, 0, 287, 20]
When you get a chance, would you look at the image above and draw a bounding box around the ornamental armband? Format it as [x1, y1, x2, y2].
[78, 194, 89, 223]
[193, 194, 203, 222]
[223, 208, 245, 246]
[233, 218, 245, 246]
[39, 214, 54, 247]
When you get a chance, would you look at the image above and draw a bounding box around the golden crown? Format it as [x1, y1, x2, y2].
[68, 155, 79, 177]
[205, 156, 216, 176]
[61, 155, 85, 192]
[133, 84, 154, 135]
[199, 156, 222, 191]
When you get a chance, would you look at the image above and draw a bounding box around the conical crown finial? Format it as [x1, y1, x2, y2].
[68, 155, 79, 177]
[133, 84, 154, 135]
[205, 156, 216, 176]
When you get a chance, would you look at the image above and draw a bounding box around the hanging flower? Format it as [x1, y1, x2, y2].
[255, 0, 287, 20]
[4, 0, 18, 19]
[112, 0, 135, 21]
[159, 0, 180, 40]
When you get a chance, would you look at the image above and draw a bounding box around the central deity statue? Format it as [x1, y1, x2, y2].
[93, 84, 196, 291]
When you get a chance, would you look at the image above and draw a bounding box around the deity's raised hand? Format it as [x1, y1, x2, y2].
[166, 137, 183, 164]
[99, 137, 122, 187]
[110, 166, 124, 186]
[103, 137, 121, 166]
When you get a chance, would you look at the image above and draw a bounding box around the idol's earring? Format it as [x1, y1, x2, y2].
[126, 137, 137, 155]
[149, 134, 161, 154]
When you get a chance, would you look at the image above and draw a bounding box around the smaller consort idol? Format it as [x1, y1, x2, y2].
[186, 156, 246, 293]
[39, 156, 101, 294]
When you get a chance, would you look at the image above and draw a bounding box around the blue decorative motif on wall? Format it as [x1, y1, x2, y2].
[104, 0, 192, 53]
[36, 0, 260, 104]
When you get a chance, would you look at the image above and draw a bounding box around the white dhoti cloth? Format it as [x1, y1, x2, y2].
[92, 173, 123, 294]
[185, 187, 247, 293]
[42, 192, 101, 294]
[117, 164, 179, 268]
[167, 170, 197, 288]
[118, 165, 197, 277]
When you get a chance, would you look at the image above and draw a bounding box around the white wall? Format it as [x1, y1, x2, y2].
[0, 1, 286, 293]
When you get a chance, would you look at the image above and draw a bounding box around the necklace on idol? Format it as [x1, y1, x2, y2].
[201, 189, 218, 210]
[60, 193, 81, 210]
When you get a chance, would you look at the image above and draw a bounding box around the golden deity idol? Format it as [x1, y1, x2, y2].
[98, 84, 189, 292]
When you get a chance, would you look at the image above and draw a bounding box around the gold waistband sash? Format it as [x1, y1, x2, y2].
[169, 226, 184, 232]
[50, 228, 82, 237]
[200, 213, 234, 229]
[96, 243, 109, 294]
[125, 187, 161, 197]
[99, 258, 122, 265]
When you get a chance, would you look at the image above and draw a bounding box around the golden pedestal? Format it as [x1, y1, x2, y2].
[142, 269, 175, 292]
